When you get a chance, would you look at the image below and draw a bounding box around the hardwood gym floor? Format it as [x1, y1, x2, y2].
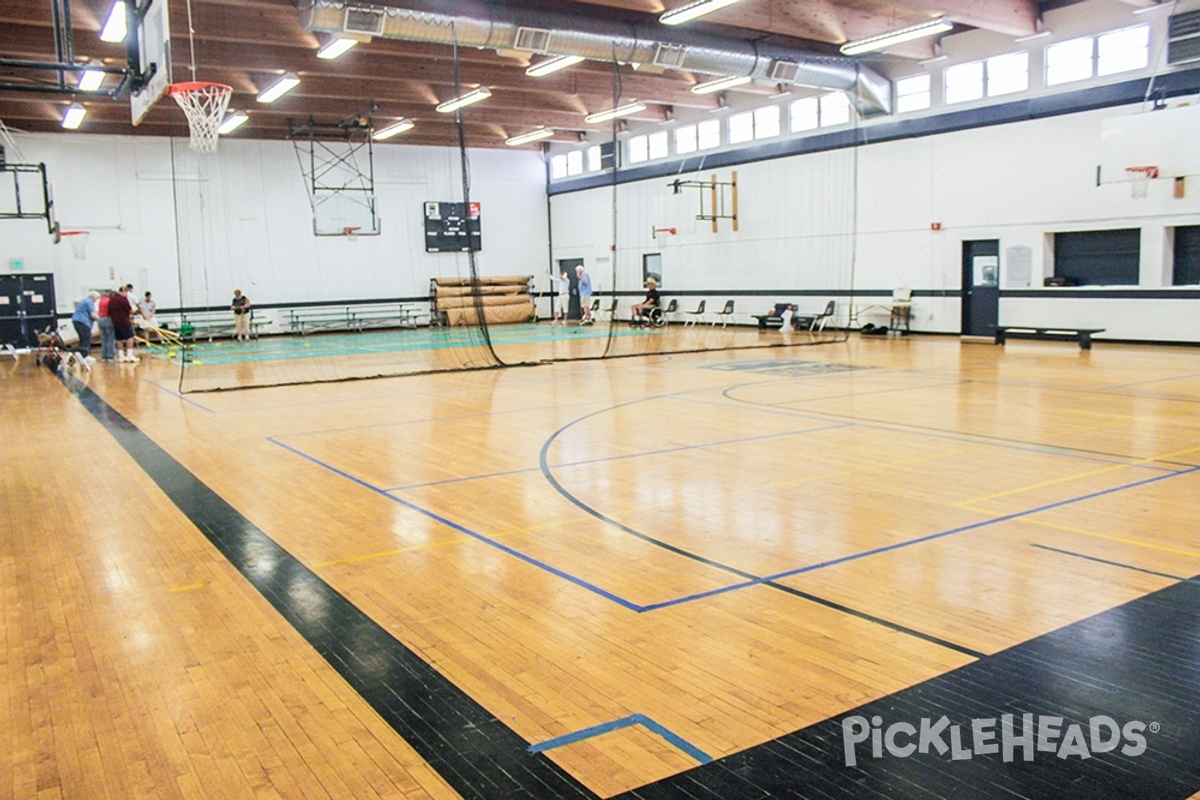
[3, 333, 1198, 799]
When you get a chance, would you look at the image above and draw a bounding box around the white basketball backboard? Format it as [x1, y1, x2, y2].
[130, 0, 172, 126]
[1098, 102, 1200, 184]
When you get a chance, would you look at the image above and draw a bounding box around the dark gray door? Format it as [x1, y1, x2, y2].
[962, 240, 999, 337]
[0, 273, 57, 347]
[558, 258, 582, 320]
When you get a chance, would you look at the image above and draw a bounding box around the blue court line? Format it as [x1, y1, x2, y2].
[702, 386, 1181, 474]
[267, 436, 644, 612]
[1031, 543, 1195, 582]
[269, 402, 1200, 619]
[641, 464, 1200, 611]
[144, 379, 215, 412]
[384, 422, 848, 492]
[528, 714, 713, 765]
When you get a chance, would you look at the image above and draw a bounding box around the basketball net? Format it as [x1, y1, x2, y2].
[168, 82, 233, 153]
[59, 230, 89, 260]
[1125, 166, 1158, 199]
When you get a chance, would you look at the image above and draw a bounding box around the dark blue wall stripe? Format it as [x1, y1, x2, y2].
[550, 67, 1200, 196]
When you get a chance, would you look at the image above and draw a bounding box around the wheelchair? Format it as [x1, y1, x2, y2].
[631, 305, 667, 328]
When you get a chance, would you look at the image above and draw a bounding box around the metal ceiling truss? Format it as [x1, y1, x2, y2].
[0, 0, 153, 98]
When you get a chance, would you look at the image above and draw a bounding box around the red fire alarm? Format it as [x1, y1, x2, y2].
[931, 222, 942, 231]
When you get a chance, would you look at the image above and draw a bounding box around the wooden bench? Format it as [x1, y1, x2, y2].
[993, 326, 1105, 350]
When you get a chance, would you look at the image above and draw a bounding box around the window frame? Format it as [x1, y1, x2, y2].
[895, 74, 931, 113]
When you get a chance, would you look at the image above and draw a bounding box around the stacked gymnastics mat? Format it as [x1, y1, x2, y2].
[432, 276, 535, 327]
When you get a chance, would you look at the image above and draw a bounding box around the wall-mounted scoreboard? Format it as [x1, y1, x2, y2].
[424, 201, 482, 252]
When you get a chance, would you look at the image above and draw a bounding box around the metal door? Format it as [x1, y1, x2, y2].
[962, 240, 1000, 337]
[557, 258, 583, 321]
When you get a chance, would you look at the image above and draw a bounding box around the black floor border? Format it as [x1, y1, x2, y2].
[617, 579, 1200, 800]
[71, 381, 593, 799]
[72, 378, 1200, 799]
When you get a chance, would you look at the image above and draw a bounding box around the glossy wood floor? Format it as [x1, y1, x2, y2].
[3, 333, 1199, 799]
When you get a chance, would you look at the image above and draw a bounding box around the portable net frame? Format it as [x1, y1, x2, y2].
[169, 42, 855, 394]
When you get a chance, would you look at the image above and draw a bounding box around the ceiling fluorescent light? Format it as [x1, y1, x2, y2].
[584, 101, 647, 123]
[99, 1, 126, 43]
[840, 17, 954, 56]
[256, 72, 300, 103]
[217, 110, 249, 134]
[78, 67, 106, 92]
[435, 87, 492, 113]
[526, 54, 585, 77]
[61, 103, 87, 130]
[691, 75, 752, 94]
[372, 118, 415, 140]
[505, 127, 554, 146]
[660, 0, 741, 26]
[317, 37, 359, 59]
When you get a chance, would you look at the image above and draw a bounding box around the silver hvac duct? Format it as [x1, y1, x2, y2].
[299, 0, 892, 117]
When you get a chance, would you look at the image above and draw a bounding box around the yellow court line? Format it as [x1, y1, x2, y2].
[958, 444, 1200, 509]
[169, 582, 205, 592]
[1021, 517, 1200, 560]
[316, 536, 472, 567]
[956, 463, 1133, 509]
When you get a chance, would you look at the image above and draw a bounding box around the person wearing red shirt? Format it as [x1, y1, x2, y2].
[108, 289, 138, 363]
[97, 290, 116, 362]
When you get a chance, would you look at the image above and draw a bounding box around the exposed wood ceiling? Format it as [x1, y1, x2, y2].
[0, 0, 1080, 149]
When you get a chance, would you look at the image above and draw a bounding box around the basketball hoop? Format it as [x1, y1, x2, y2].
[343, 226, 362, 238]
[1125, 165, 1158, 199]
[652, 226, 677, 239]
[58, 230, 90, 260]
[167, 82, 233, 153]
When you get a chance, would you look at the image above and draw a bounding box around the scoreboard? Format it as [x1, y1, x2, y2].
[424, 201, 482, 252]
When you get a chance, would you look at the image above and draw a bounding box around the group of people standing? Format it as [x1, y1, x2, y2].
[71, 284, 157, 363]
[547, 264, 595, 326]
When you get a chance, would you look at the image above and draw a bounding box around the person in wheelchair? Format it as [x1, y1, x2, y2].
[630, 277, 662, 326]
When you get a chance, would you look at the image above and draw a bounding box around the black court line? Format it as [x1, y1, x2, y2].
[70, 382, 592, 800]
[73, 379, 1200, 799]
[536, 396, 983, 658]
[1032, 543, 1197, 583]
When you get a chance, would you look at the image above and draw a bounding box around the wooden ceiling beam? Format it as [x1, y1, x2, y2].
[886, 0, 1039, 37]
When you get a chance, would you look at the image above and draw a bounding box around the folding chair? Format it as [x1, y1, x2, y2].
[889, 288, 912, 333]
[683, 300, 706, 327]
[809, 300, 836, 332]
[711, 300, 735, 328]
[662, 298, 679, 323]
